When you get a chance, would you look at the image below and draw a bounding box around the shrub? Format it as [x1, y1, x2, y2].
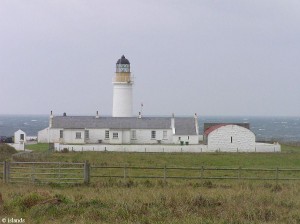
[0, 143, 17, 161]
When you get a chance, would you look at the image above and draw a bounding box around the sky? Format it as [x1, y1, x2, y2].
[0, 0, 300, 117]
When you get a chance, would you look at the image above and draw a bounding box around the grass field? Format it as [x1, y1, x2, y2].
[0, 143, 299, 223]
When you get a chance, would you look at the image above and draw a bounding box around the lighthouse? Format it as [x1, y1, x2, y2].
[112, 55, 134, 117]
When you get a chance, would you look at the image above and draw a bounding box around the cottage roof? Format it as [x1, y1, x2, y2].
[51, 116, 197, 135]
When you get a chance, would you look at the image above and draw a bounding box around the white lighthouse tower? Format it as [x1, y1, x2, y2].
[112, 55, 133, 117]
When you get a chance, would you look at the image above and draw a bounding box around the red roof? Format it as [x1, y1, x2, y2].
[204, 124, 230, 136]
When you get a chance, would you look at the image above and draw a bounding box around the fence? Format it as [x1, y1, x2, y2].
[1, 161, 89, 184]
[91, 165, 300, 182]
[1, 162, 300, 184]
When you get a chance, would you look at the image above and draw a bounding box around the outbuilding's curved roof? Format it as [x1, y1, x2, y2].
[204, 124, 228, 136]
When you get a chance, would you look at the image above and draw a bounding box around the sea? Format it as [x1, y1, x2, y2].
[0, 115, 300, 143]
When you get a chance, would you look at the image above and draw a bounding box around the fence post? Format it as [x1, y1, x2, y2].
[84, 161, 90, 184]
[3, 161, 7, 183]
[276, 167, 279, 185]
[123, 164, 127, 181]
[164, 164, 167, 185]
[238, 167, 241, 180]
[58, 162, 61, 184]
[201, 166, 204, 179]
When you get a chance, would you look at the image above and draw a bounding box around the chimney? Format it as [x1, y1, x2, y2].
[96, 111, 100, 118]
[194, 113, 199, 135]
[49, 111, 54, 128]
[138, 112, 142, 119]
[171, 113, 175, 134]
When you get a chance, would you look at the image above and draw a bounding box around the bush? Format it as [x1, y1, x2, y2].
[61, 148, 69, 153]
[0, 143, 17, 161]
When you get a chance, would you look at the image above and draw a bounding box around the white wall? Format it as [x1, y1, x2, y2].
[63, 129, 85, 144]
[38, 128, 61, 143]
[207, 125, 256, 151]
[14, 130, 26, 143]
[55, 143, 280, 153]
[255, 143, 281, 152]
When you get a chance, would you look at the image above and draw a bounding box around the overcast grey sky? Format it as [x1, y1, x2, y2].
[0, 1, 299, 116]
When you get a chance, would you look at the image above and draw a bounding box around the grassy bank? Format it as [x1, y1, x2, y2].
[1, 180, 300, 224]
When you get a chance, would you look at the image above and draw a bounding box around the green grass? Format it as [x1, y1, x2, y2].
[25, 143, 50, 152]
[1, 143, 300, 223]
[1, 181, 300, 224]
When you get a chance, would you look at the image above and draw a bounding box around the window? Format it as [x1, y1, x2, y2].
[20, 134, 24, 140]
[178, 137, 181, 141]
[76, 132, 81, 139]
[60, 130, 63, 138]
[113, 132, 118, 139]
[151, 131, 156, 139]
[105, 130, 109, 139]
[85, 130, 89, 139]
[231, 136, 233, 143]
[163, 130, 167, 139]
[131, 130, 136, 139]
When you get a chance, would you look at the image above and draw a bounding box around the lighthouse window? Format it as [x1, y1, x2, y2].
[60, 130, 63, 138]
[113, 132, 119, 139]
[151, 131, 156, 139]
[231, 136, 233, 143]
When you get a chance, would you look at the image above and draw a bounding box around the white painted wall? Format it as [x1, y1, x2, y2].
[112, 83, 133, 117]
[38, 128, 61, 143]
[14, 129, 26, 143]
[63, 129, 85, 144]
[55, 143, 280, 153]
[207, 125, 256, 151]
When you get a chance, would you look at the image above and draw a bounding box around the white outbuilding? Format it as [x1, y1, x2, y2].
[204, 124, 256, 152]
[14, 129, 26, 144]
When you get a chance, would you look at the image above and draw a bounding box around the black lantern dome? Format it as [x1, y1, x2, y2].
[116, 55, 130, 65]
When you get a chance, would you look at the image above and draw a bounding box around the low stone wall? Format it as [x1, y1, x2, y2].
[56, 142, 281, 153]
[255, 142, 281, 152]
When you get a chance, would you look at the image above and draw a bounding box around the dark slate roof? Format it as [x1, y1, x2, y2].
[51, 116, 197, 135]
[174, 117, 197, 135]
[116, 55, 130, 64]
